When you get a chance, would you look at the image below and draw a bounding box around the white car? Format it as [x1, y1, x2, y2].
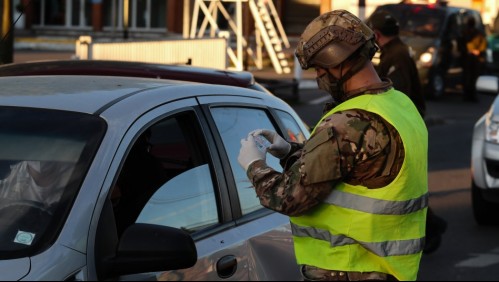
[471, 75, 499, 225]
[0, 73, 308, 280]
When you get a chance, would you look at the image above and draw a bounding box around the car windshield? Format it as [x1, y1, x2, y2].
[376, 5, 446, 38]
[0, 107, 106, 259]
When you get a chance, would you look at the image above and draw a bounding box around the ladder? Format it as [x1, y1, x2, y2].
[249, 0, 290, 74]
[187, 0, 291, 74]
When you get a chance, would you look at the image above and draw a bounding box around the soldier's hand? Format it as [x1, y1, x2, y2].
[238, 134, 266, 172]
[251, 129, 291, 159]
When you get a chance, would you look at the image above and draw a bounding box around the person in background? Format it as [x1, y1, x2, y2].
[367, 10, 447, 255]
[238, 9, 428, 281]
[462, 16, 487, 102]
[367, 10, 425, 117]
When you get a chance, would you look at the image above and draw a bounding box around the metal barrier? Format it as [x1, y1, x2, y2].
[75, 36, 228, 69]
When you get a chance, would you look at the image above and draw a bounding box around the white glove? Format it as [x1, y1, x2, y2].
[251, 129, 291, 159]
[238, 134, 266, 172]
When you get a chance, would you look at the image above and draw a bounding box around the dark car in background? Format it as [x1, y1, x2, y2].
[370, 2, 486, 99]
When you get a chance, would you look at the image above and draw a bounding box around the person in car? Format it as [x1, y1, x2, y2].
[238, 9, 428, 281]
[367, 10, 448, 254]
[0, 160, 73, 208]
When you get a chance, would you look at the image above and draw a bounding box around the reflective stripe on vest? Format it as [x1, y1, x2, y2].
[325, 189, 428, 215]
[291, 222, 425, 256]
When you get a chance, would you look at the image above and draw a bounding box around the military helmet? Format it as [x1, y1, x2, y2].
[295, 10, 376, 70]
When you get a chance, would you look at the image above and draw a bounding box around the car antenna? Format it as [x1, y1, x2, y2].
[1, 0, 32, 43]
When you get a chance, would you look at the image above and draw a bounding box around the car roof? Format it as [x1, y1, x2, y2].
[0, 60, 256, 88]
[376, 2, 475, 15]
[0, 75, 270, 114]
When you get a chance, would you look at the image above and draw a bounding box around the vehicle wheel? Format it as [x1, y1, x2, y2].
[471, 180, 499, 225]
[427, 73, 445, 100]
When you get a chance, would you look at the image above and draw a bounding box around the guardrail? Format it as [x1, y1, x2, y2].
[75, 36, 228, 69]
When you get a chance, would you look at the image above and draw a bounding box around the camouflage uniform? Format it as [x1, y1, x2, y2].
[247, 80, 404, 217]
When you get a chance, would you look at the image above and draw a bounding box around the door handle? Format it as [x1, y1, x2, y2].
[216, 255, 237, 278]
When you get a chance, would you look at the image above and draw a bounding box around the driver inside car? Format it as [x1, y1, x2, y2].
[0, 160, 74, 209]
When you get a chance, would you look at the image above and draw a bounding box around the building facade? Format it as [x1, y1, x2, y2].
[12, 0, 496, 38]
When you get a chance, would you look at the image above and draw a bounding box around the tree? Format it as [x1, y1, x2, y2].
[0, 0, 14, 65]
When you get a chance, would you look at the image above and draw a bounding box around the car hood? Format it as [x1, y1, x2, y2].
[400, 36, 437, 58]
[0, 257, 30, 280]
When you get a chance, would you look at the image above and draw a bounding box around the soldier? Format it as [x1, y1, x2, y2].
[367, 10, 447, 255]
[238, 10, 428, 281]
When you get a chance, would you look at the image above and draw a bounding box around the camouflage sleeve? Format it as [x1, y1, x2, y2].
[247, 158, 336, 216]
[246, 109, 393, 216]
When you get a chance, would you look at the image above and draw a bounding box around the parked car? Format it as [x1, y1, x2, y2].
[471, 75, 499, 225]
[370, 2, 486, 99]
[0, 72, 308, 280]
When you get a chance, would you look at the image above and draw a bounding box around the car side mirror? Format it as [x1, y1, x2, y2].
[103, 223, 197, 278]
[476, 75, 499, 96]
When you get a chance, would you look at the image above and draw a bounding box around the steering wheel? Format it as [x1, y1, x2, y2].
[0, 200, 53, 249]
[0, 200, 53, 216]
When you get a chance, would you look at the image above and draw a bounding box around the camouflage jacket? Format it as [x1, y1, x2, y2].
[247, 81, 405, 216]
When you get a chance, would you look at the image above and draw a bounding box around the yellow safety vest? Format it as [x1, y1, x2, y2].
[291, 89, 428, 281]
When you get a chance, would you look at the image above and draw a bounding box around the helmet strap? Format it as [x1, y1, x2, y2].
[329, 54, 368, 103]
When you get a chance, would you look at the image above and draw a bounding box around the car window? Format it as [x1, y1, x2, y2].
[210, 107, 283, 215]
[275, 110, 308, 144]
[112, 111, 218, 235]
[377, 5, 446, 37]
[0, 107, 105, 259]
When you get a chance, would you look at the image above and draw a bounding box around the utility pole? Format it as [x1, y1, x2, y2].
[0, 0, 14, 64]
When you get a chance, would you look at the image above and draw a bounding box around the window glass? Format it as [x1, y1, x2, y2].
[45, 0, 65, 25]
[380, 5, 446, 37]
[0, 107, 105, 259]
[113, 112, 218, 235]
[151, 0, 166, 28]
[210, 107, 281, 215]
[137, 164, 216, 232]
[135, 0, 147, 28]
[275, 110, 308, 144]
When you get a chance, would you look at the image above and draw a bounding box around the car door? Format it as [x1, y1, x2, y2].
[194, 95, 308, 280]
[154, 96, 306, 281]
[91, 95, 306, 281]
